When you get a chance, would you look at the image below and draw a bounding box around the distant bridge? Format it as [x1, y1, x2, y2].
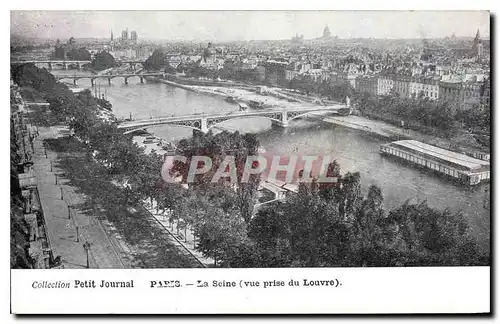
[117, 105, 347, 134]
[10, 60, 91, 70]
[55, 73, 164, 86]
[11, 59, 146, 70]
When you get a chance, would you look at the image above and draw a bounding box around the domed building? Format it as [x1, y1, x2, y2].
[323, 25, 331, 38]
[203, 42, 216, 63]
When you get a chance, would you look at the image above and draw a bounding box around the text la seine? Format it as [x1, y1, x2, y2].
[151, 279, 341, 288]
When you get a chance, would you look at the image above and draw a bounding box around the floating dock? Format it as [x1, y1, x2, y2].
[380, 140, 490, 185]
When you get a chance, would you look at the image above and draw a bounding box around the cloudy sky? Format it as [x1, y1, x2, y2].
[11, 11, 490, 41]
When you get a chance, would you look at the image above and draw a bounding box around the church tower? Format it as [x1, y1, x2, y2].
[472, 28, 483, 59]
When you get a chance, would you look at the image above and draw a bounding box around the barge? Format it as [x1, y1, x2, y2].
[249, 100, 265, 109]
[336, 107, 352, 116]
[238, 102, 249, 111]
[225, 96, 237, 103]
[380, 140, 490, 185]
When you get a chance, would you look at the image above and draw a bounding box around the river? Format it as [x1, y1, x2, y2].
[52, 70, 491, 252]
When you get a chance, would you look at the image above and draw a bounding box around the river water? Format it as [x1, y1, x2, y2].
[52, 71, 490, 251]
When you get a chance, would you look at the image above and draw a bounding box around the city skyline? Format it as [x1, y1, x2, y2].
[11, 11, 490, 42]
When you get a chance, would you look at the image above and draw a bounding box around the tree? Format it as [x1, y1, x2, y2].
[144, 49, 166, 71]
[163, 63, 176, 74]
[53, 39, 65, 59]
[92, 51, 116, 71]
[182, 193, 248, 267]
[350, 185, 385, 265]
[11, 63, 57, 93]
[66, 47, 91, 61]
[247, 205, 293, 267]
[383, 201, 487, 266]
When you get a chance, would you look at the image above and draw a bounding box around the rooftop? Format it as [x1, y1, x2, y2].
[388, 140, 489, 172]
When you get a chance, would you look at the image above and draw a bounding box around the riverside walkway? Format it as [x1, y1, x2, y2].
[31, 125, 129, 269]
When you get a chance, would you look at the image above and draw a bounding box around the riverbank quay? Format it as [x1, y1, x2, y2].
[163, 73, 256, 89]
[30, 123, 204, 269]
[148, 76, 317, 111]
[12, 85, 124, 268]
[31, 125, 128, 269]
[319, 114, 490, 159]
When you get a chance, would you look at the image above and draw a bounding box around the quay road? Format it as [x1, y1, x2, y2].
[118, 104, 347, 134]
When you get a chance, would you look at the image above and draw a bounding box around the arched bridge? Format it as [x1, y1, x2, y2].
[117, 105, 348, 134]
[56, 73, 165, 86]
[11, 60, 92, 70]
[11, 59, 145, 71]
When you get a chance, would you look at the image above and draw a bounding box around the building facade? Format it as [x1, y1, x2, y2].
[393, 76, 411, 98]
[409, 77, 440, 100]
[130, 31, 138, 44]
[377, 75, 394, 96]
[121, 29, 128, 42]
[264, 60, 288, 86]
[462, 78, 484, 110]
[439, 79, 463, 108]
[355, 76, 378, 96]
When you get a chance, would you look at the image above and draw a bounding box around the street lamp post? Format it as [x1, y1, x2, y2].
[83, 241, 91, 269]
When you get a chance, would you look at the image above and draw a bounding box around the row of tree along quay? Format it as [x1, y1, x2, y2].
[11, 63, 489, 268]
[287, 74, 490, 150]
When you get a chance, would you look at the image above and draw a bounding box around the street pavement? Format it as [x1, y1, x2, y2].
[32, 125, 128, 269]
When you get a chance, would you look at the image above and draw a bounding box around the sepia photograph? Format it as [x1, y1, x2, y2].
[8, 8, 492, 314]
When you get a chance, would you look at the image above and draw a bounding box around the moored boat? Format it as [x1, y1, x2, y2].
[380, 140, 490, 185]
[238, 102, 249, 111]
[249, 100, 264, 109]
[225, 96, 237, 103]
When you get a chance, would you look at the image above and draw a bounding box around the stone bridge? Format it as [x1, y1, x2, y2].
[11, 60, 92, 70]
[11, 59, 146, 71]
[55, 73, 165, 86]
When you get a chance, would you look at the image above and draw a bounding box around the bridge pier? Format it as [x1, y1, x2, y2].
[140, 77, 144, 84]
[271, 120, 289, 129]
[90, 78, 95, 86]
[200, 119, 209, 133]
[271, 111, 289, 128]
[124, 77, 129, 85]
[62, 62, 67, 70]
[47, 63, 52, 71]
[76, 63, 81, 70]
[107, 78, 112, 86]
[73, 79, 77, 86]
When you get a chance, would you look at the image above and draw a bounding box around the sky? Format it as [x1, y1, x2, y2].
[10, 11, 490, 42]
